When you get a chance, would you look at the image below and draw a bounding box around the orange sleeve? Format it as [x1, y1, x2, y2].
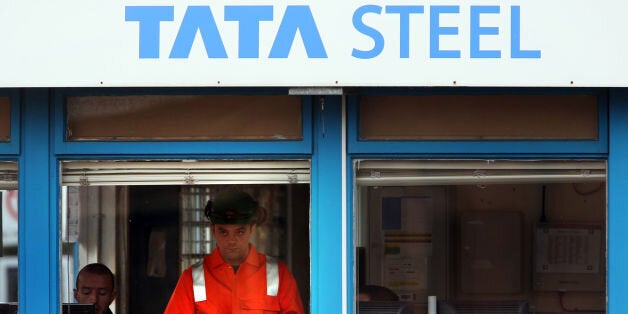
[164, 268, 196, 314]
[277, 263, 305, 314]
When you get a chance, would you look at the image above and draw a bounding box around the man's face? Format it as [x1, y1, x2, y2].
[73, 272, 116, 314]
[212, 224, 256, 265]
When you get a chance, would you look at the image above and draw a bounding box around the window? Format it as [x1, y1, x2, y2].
[0, 97, 10, 142]
[0, 162, 18, 305]
[66, 95, 303, 141]
[359, 95, 598, 140]
[355, 159, 606, 314]
[59, 160, 311, 313]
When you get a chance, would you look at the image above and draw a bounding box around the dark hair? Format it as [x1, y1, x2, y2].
[76, 263, 115, 290]
[359, 285, 399, 301]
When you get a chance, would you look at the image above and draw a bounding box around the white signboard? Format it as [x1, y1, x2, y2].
[0, 0, 626, 87]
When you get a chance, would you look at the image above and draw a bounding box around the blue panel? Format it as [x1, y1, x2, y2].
[349, 139, 607, 155]
[0, 89, 20, 154]
[53, 89, 312, 156]
[19, 89, 56, 314]
[55, 140, 311, 156]
[346, 155, 355, 314]
[608, 89, 628, 314]
[347, 89, 608, 155]
[310, 95, 343, 313]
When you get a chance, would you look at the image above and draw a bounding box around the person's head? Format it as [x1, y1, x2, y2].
[73, 263, 116, 314]
[358, 285, 399, 302]
[204, 190, 264, 266]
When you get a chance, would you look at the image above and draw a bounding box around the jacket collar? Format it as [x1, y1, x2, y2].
[208, 244, 260, 269]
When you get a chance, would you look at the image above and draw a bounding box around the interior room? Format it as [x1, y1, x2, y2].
[355, 159, 606, 314]
[58, 160, 311, 314]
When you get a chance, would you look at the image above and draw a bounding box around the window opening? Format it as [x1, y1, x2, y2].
[355, 159, 607, 314]
[66, 95, 303, 141]
[0, 97, 10, 142]
[359, 95, 599, 140]
[60, 160, 311, 314]
[0, 162, 18, 310]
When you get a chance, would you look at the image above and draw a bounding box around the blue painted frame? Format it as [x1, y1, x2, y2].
[347, 88, 608, 155]
[12, 86, 623, 314]
[345, 88, 612, 314]
[53, 88, 313, 156]
[0, 89, 21, 154]
[19, 89, 55, 314]
[311, 95, 344, 314]
[607, 89, 628, 313]
[16, 88, 321, 314]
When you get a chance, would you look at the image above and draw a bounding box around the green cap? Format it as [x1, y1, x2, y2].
[204, 191, 258, 225]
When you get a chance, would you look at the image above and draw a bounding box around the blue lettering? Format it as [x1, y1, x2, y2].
[225, 6, 273, 58]
[511, 6, 541, 58]
[352, 5, 384, 59]
[125, 6, 174, 59]
[470, 6, 500, 58]
[170, 6, 227, 58]
[430, 6, 460, 58]
[126, 4, 541, 61]
[269, 6, 327, 58]
[385, 6, 424, 58]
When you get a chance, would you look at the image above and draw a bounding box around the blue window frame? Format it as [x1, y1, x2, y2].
[13, 86, 628, 314]
[345, 88, 612, 314]
[607, 89, 628, 313]
[19, 89, 54, 314]
[18, 88, 341, 314]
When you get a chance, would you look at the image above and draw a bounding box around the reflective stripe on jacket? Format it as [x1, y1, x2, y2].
[164, 245, 305, 314]
[192, 255, 279, 302]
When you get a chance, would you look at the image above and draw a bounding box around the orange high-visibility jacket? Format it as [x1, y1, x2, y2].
[165, 245, 305, 314]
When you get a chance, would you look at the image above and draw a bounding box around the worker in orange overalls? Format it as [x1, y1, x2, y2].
[164, 190, 305, 314]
